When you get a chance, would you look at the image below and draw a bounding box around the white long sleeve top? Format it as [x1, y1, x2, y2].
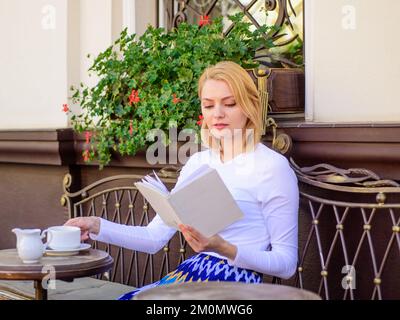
[91, 142, 299, 279]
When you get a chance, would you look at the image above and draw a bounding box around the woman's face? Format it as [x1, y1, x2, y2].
[200, 79, 248, 140]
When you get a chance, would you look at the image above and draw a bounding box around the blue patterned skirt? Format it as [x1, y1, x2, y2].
[118, 253, 263, 300]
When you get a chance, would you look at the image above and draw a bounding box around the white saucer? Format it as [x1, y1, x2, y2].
[45, 243, 91, 256]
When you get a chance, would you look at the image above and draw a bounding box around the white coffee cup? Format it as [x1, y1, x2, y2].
[43, 226, 81, 250]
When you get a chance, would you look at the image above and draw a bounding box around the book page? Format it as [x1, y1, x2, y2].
[169, 169, 244, 237]
[139, 164, 212, 196]
[135, 166, 244, 237]
[139, 172, 170, 196]
[152, 170, 168, 191]
[172, 164, 212, 193]
[134, 182, 181, 228]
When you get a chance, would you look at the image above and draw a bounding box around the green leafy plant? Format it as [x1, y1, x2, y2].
[69, 13, 279, 167]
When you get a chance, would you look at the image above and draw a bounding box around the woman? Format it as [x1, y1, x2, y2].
[65, 61, 299, 300]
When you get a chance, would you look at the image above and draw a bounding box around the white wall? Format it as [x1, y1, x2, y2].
[306, 0, 400, 122]
[0, 0, 68, 129]
[79, 0, 112, 91]
[4, 1, 397, 128]
[136, 0, 157, 37]
[0, 0, 158, 130]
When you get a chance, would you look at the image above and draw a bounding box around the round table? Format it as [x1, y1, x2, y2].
[134, 282, 321, 300]
[0, 249, 113, 300]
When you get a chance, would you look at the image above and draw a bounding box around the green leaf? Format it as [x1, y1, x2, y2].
[69, 11, 297, 167]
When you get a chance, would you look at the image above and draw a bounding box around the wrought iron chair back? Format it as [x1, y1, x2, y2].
[290, 159, 400, 300]
[61, 172, 281, 287]
[61, 173, 196, 287]
[61, 169, 280, 287]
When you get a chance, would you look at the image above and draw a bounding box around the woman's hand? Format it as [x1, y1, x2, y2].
[64, 217, 100, 241]
[178, 224, 237, 261]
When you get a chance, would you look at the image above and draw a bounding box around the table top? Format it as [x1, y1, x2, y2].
[0, 249, 113, 281]
[134, 282, 321, 300]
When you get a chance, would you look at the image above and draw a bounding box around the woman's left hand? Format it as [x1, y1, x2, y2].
[178, 224, 237, 261]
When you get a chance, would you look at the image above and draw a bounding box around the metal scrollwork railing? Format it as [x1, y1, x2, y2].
[163, 0, 303, 50]
[290, 158, 400, 300]
[247, 67, 294, 155]
[291, 161, 400, 188]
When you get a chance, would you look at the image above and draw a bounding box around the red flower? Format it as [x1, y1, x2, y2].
[129, 120, 134, 136]
[172, 93, 181, 104]
[199, 15, 211, 27]
[83, 150, 90, 162]
[129, 89, 140, 105]
[196, 114, 204, 126]
[62, 103, 69, 112]
[85, 131, 92, 144]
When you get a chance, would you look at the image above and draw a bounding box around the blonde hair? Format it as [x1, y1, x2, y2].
[197, 61, 263, 152]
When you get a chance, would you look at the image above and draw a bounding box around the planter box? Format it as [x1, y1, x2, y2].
[248, 68, 305, 114]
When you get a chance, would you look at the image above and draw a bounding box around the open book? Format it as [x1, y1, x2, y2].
[134, 164, 244, 237]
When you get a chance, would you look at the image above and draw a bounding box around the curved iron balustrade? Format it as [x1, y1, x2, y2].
[290, 158, 400, 300]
